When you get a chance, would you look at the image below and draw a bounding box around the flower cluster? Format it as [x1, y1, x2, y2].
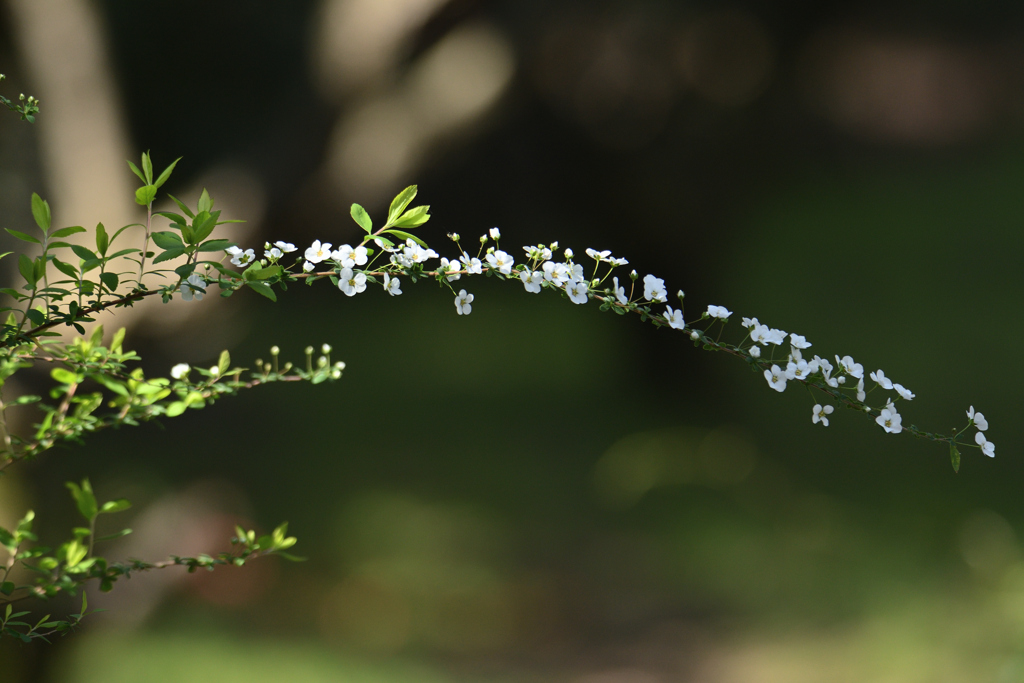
[211, 185, 993, 470]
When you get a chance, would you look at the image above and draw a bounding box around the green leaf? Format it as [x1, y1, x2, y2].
[246, 281, 277, 301]
[166, 194, 195, 220]
[141, 151, 153, 184]
[94, 375, 128, 396]
[18, 254, 37, 286]
[134, 185, 157, 206]
[218, 350, 231, 375]
[51, 367, 78, 384]
[65, 479, 98, 522]
[70, 244, 97, 262]
[30, 193, 51, 233]
[99, 499, 131, 514]
[197, 189, 213, 214]
[165, 401, 187, 417]
[153, 157, 181, 189]
[174, 263, 196, 279]
[100, 272, 119, 292]
[64, 539, 87, 568]
[387, 185, 417, 226]
[6, 228, 40, 245]
[106, 248, 139, 260]
[94, 222, 108, 254]
[126, 160, 146, 184]
[243, 265, 282, 282]
[350, 203, 372, 233]
[950, 443, 961, 473]
[51, 259, 79, 280]
[152, 248, 186, 264]
[191, 212, 217, 243]
[49, 225, 86, 239]
[111, 327, 125, 354]
[94, 528, 132, 542]
[151, 231, 184, 249]
[25, 308, 44, 326]
[385, 229, 426, 247]
[0, 581, 13, 596]
[197, 239, 235, 252]
[391, 205, 430, 228]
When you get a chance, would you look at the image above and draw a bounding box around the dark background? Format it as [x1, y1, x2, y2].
[0, 1, 1021, 681]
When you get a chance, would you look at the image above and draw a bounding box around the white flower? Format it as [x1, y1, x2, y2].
[274, 241, 297, 253]
[566, 278, 589, 304]
[764, 365, 787, 392]
[302, 260, 315, 272]
[332, 244, 368, 268]
[870, 369, 894, 390]
[767, 328, 787, 345]
[707, 305, 732, 321]
[180, 273, 206, 301]
[520, 269, 543, 293]
[305, 240, 332, 263]
[460, 254, 483, 274]
[818, 358, 839, 388]
[812, 404, 834, 426]
[543, 260, 570, 286]
[485, 250, 514, 275]
[455, 289, 474, 315]
[749, 345, 761, 358]
[664, 306, 685, 330]
[523, 244, 552, 261]
[741, 317, 759, 329]
[785, 359, 816, 381]
[612, 277, 628, 305]
[170, 363, 190, 380]
[893, 383, 915, 401]
[789, 333, 811, 349]
[856, 378, 866, 402]
[585, 248, 612, 262]
[975, 431, 995, 457]
[383, 273, 402, 296]
[404, 241, 437, 264]
[611, 257, 629, 266]
[489, 227, 501, 240]
[440, 257, 462, 282]
[265, 246, 283, 260]
[337, 267, 367, 297]
[643, 274, 667, 302]
[226, 246, 255, 267]
[836, 355, 864, 379]
[967, 406, 989, 431]
[876, 403, 903, 434]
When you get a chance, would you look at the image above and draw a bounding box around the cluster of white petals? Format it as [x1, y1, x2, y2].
[216, 228, 992, 465]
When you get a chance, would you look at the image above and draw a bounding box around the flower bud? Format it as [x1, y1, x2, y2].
[317, 356, 328, 368]
[489, 227, 501, 240]
[322, 343, 332, 355]
[331, 369, 342, 379]
[270, 346, 280, 356]
[629, 270, 638, 281]
[305, 346, 314, 356]
[677, 290, 685, 300]
[282, 362, 293, 372]
[564, 248, 574, 259]
[690, 330, 700, 341]
[264, 362, 272, 373]
[209, 365, 220, 376]
[334, 361, 346, 370]
[448, 232, 460, 242]
[480, 235, 488, 244]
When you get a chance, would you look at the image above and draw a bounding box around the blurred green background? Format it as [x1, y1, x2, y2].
[0, 1, 1021, 681]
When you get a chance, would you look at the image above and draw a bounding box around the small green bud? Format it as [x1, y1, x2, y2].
[305, 346, 314, 356]
[321, 343, 331, 354]
[564, 248, 573, 259]
[282, 362, 293, 372]
[317, 356, 328, 368]
[480, 235, 488, 244]
[264, 363, 272, 373]
[629, 270, 638, 281]
[270, 346, 280, 356]
[334, 361, 346, 370]
[448, 232, 460, 242]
